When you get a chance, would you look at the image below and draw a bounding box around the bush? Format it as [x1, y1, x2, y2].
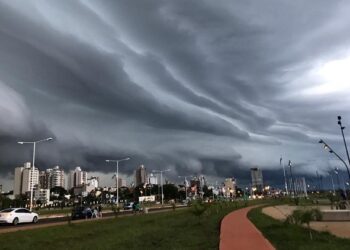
[285, 208, 322, 240]
[67, 213, 73, 226]
[111, 205, 120, 218]
[190, 200, 207, 223]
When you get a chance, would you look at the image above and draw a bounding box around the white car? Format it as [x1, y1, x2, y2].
[0, 208, 39, 225]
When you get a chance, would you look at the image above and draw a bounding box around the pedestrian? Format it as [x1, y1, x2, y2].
[132, 202, 136, 214]
[93, 207, 98, 218]
[136, 202, 140, 213]
[85, 207, 92, 219]
[98, 205, 102, 218]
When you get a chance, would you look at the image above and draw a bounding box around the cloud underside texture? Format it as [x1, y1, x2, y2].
[1, 0, 350, 187]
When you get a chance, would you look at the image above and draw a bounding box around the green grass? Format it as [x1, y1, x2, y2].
[36, 207, 72, 216]
[248, 206, 350, 250]
[0, 201, 253, 250]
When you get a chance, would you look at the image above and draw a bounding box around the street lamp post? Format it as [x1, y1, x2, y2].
[328, 171, 336, 195]
[280, 157, 289, 195]
[106, 157, 130, 208]
[319, 139, 350, 184]
[17, 137, 53, 211]
[334, 168, 341, 190]
[152, 169, 170, 205]
[338, 116, 350, 170]
[288, 160, 296, 198]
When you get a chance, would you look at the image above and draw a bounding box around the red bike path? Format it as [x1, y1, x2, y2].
[220, 206, 275, 250]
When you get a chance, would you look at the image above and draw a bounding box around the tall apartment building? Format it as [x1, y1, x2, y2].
[251, 168, 264, 192]
[34, 189, 50, 204]
[39, 170, 50, 189]
[148, 173, 158, 185]
[87, 176, 99, 189]
[135, 165, 147, 186]
[39, 166, 65, 189]
[50, 166, 65, 188]
[14, 162, 39, 196]
[68, 166, 87, 189]
[223, 178, 236, 198]
[14, 166, 24, 196]
[190, 177, 201, 196]
[114, 177, 126, 188]
[21, 164, 39, 195]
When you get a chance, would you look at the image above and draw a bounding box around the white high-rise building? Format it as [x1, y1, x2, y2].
[87, 176, 99, 189]
[68, 166, 87, 189]
[21, 165, 39, 194]
[14, 162, 39, 196]
[50, 166, 65, 188]
[34, 189, 50, 204]
[148, 173, 158, 185]
[39, 166, 65, 189]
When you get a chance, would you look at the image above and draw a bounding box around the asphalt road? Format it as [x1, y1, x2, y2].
[0, 205, 187, 233]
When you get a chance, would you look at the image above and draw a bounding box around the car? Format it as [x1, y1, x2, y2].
[71, 206, 93, 220]
[0, 208, 39, 225]
[123, 202, 134, 210]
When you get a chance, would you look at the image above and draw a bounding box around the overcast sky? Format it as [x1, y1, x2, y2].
[1, 0, 350, 190]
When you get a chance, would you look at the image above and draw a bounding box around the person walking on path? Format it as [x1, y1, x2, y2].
[220, 206, 275, 250]
[98, 205, 102, 218]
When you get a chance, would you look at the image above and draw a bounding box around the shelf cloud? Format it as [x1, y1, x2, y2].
[1, 1, 350, 189]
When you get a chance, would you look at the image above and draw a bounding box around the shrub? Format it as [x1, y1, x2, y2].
[285, 208, 322, 240]
[190, 200, 207, 223]
[67, 213, 73, 226]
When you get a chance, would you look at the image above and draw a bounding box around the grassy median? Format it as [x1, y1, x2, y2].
[248, 206, 350, 250]
[0, 201, 252, 250]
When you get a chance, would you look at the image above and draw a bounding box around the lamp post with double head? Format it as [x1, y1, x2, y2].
[152, 169, 170, 205]
[106, 157, 130, 208]
[17, 137, 53, 211]
[319, 139, 350, 185]
[338, 116, 350, 170]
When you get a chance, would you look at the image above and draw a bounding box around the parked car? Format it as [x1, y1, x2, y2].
[123, 202, 134, 210]
[71, 206, 93, 220]
[0, 208, 39, 225]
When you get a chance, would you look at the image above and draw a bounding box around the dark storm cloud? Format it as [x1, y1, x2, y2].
[1, 0, 350, 189]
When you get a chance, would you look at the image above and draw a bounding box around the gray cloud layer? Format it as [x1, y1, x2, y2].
[1, 0, 350, 189]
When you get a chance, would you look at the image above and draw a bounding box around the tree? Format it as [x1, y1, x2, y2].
[50, 186, 68, 200]
[162, 184, 179, 200]
[202, 185, 213, 198]
[236, 188, 244, 198]
[190, 199, 207, 224]
[119, 187, 133, 202]
[285, 208, 322, 240]
[300, 209, 322, 240]
[134, 184, 146, 200]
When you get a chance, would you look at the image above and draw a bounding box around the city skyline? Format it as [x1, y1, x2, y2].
[1, 1, 350, 190]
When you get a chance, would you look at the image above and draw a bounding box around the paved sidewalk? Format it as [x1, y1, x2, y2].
[220, 206, 275, 250]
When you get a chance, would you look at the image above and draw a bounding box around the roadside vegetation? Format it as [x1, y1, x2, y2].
[248, 206, 350, 250]
[0, 200, 263, 250]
